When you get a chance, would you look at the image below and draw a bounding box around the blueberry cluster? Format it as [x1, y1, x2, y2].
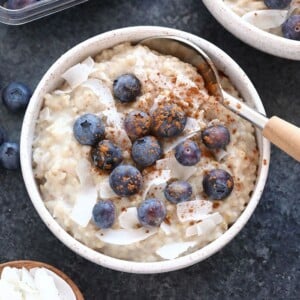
[264, 0, 300, 41]
[74, 73, 235, 229]
[0, 82, 31, 170]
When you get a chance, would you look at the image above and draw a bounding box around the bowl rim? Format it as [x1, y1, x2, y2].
[20, 26, 270, 274]
[202, 0, 300, 60]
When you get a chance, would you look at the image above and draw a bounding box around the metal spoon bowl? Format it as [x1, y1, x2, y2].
[140, 36, 300, 161]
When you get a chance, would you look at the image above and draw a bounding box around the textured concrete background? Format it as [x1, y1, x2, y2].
[0, 0, 299, 299]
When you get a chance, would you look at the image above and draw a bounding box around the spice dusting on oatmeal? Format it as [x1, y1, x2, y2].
[32, 43, 258, 262]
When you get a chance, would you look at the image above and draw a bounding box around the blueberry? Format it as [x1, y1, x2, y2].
[264, 0, 291, 9]
[151, 104, 187, 138]
[109, 165, 143, 196]
[2, 82, 32, 112]
[0, 126, 7, 146]
[0, 142, 20, 170]
[91, 140, 123, 171]
[175, 139, 201, 166]
[124, 110, 151, 140]
[203, 169, 234, 200]
[113, 74, 141, 103]
[92, 200, 116, 229]
[137, 198, 166, 227]
[6, 0, 38, 9]
[73, 114, 105, 145]
[131, 136, 162, 167]
[164, 180, 193, 204]
[282, 15, 300, 41]
[201, 125, 230, 150]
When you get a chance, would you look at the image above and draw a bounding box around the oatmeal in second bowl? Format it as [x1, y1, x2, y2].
[203, 0, 300, 60]
[21, 27, 270, 273]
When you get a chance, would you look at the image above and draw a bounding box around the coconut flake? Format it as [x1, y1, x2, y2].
[102, 109, 124, 128]
[177, 199, 213, 223]
[242, 9, 288, 30]
[160, 222, 172, 235]
[62, 57, 95, 89]
[81, 79, 114, 108]
[33, 268, 60, 300]
[156, 157, 197, 181]
[212, 149, 229, 162]
[186, 212, 223, 237]
[98, 177, 117, 199]
[1, 267, 21, 284]
[142, 170, 171, 200]
[70, 159, 97, 227]
[96, 227, 157, 245]
[163, 117, 202, 153]
[30, 268, 76, 300]
[118, 207, 139, 229]
[156, 241, 197, 260]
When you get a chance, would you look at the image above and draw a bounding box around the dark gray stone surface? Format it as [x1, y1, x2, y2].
[0, 0, 299, 299]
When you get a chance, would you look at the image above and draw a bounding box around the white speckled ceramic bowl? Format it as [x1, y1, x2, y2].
[20, 26, 270, 274]
[202, 0, 300, 60]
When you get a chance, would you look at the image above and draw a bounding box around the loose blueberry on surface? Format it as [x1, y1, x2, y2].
[124, 110, 151, 140]
[0, 127, 7, 146]
[282, 15, 300, 41]
[164, 180, 193, 204]
[109, 165, 143, 196]
[2, 82, 32, 112]
[264, 0, 291, 9]
[175, 139, 201, 166]
[151, 104, 187, 138]
[73, 113, 105, 146]
[137, 198, 166, 227]
[92, 200, 116, 229]
[0, 142, 20, 170]
[91, 140, 123, 171]
[201, 125, 230, 150]
[6, 0, 38, 9]
[203, 169, 234, 200]
[131, 136, 162, 167]
[113, 74, 141, 103]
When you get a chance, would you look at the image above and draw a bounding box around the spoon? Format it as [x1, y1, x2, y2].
[140, 36, 300, 161]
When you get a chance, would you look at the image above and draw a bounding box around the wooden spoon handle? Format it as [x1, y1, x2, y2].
[263, 116, 300, 162]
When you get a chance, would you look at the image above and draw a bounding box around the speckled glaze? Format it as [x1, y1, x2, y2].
[202, 0, 300, 60]
[20, 26, 270, 274]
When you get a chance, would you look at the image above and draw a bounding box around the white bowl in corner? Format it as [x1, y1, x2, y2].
[20, 26, 270, 274]
[202, 0, 300, 60]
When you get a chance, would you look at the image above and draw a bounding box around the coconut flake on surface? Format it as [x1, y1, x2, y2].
[102, 109, 124, 128]
[53, 88, 72, 95]
[186, 212, 223, 237]
[142, 170, 171, 200]
[156, 157, 197, 181]
[212, 149, 229, 162]
[62, 57, 95, 89]
[242, 9, 288, 30]
[160, 222, 172, 235]
[177, 199, 213, 223]
[81, 79, 114, 108]
[163, 117, 204, 153]
[70, 159, 97, 227]
[98, 177, 117, 199]
[118, 207, 139, 230]
[96, 227, 157, 245]
[156, 241, 197, 260]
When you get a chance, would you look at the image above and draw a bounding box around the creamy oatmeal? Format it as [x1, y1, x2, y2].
[32, 43, 259, 262]
[225, 0, 300, 40]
